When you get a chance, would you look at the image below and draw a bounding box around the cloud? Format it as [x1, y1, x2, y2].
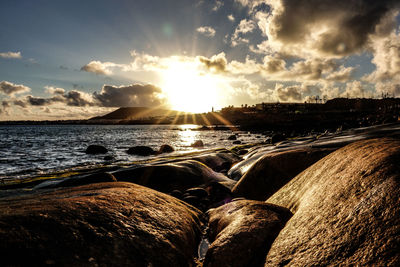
[341, 80, 365, 98]
[80, 61, 119, 75]
[375, 81, 400, 97]
[212, 1, 223, 11]
[45, 86, 65, 95]
[365, 29, 400, 82]
[274, 84, 302, 102]
[13, 99, 27, 108]
[197, 52, 227, 73]
[196, 26, 216, 37]
[250, 0, 400, 58]
[93, 84, 166, 107]
[0, 51, 22, 59]
[0, 100, 11, 115]
[231, 19, 256, 46]
[227, 14, 235, 22]
[0, 81, 31, 96]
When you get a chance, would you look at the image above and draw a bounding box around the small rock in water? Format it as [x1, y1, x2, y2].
[104, 155, 114, 161]
[127, 146, 155, 156]
[232, 140, 241, 144]
[191, 140, 204, 147]
[85, 145, 108, 154]
[158, 144, 175, 154]
[227, 135, 237, 140]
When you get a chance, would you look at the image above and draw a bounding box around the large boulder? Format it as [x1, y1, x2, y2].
[112, 160, 236, 194]
[85, 144, 108, 154]
[0, 182, 203, 266]
[265, 138, 400, 266]
[158, 144, 175, 154]
[191, 150, 242, 173]
[232, 148, 335, 201]
[204, 200, 292, 267]
[33, 172, 117, 189]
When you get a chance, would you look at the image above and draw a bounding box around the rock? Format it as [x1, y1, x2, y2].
[158, 144, 175, 154]
[271, 133, 285, 143]
[0, 182, 203, 266]
[237, 149, 248, 155]
[85, 145, 108, 154]
[127, 145, 155, 156]
[207, 181, 234, 208]
[34, 172, 117, 189]
[265, 138, 400, 266]
[170, 189, 183, 199]
[104, 155, 114, 161]
[191, 140, 204, 147]
[232, 148, 335, 201]
[204, 200, 292, 267]
[112, 160, 236, 194]
[227, 135, 237, 140]
[232, 140, 241, 144]
[190, 150, 241, 172]
[185, 187, 209, 198]
[183, 195, 200, 207]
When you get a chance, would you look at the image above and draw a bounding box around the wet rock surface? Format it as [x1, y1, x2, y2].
[204, 200, 292, 267]
[265, 138, 400, 266]
[232, 148, 335, 201]
[0, 182, 203, 267]
[112, 159, 236, 194]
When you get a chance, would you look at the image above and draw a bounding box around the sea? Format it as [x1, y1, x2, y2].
[0, 124, 261, 180]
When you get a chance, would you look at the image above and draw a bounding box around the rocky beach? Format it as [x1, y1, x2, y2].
[0, 123, 399, 266]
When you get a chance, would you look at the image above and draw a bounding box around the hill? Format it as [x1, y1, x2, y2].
[90, 107, 181, 120]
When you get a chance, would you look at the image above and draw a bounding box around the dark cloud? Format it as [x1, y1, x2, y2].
[64, 90, 94, 106]
[13, 99, 27, 108]
[26, 96, 53, 106]
[93, 84, 165, 107]
[275, 84, 303, 102]
[0, 81, 30, 95]
[259, 0, 400, 57]
[198, 53, 227, 73]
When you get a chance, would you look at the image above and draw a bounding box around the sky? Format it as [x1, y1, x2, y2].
[0, 0, 400, 120]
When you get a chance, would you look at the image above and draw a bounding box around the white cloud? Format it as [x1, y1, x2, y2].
[212, 1, 223, 11]
[196, 26, 216, 37]
[231, 19, 256, 46]
[0, 81, 31, 96]
[80, 61, 121, 75]
[0, 51, 22, 59]
[227, 14, 235, 22]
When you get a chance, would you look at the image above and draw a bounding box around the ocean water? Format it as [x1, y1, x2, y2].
[0, 124, 261, 180]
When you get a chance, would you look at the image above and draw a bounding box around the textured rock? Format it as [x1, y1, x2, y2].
[265, 138, 400, 266]
[113, 159, 236, 193]
[191, 150, 241, 172]
[127, 145, 155, 156]
[34, 172, 117, 189]
[191, 140, 204, 147]
[158, 144, 175, 154]
[204, 200, 292, 267]
[232, 148, 335, 201]
[0, 182, 203, 267]
[85, 144, 108, 154]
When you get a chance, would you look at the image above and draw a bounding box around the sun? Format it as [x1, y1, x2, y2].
[161, 60, 221, 113]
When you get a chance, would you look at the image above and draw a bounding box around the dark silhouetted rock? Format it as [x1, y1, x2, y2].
[232, 140, 241, 144]
[127, 146, 155, 156]
[204, 200, 292, 267]
[85, 145, 108, 154]
[232, 148, 335, 201]
[191, 140, 204, 147]
[112, 160, 236, 194]
[185, 187, 209, 198]
[0, 182, 203, 267]
[271, 133, 285, 143]
[158, 144, 175, 154]
[104, 155, 114, 161]
[228, 135, 237, 140]
[34, 172, 117, 189]
[265, 138, 400, 266]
